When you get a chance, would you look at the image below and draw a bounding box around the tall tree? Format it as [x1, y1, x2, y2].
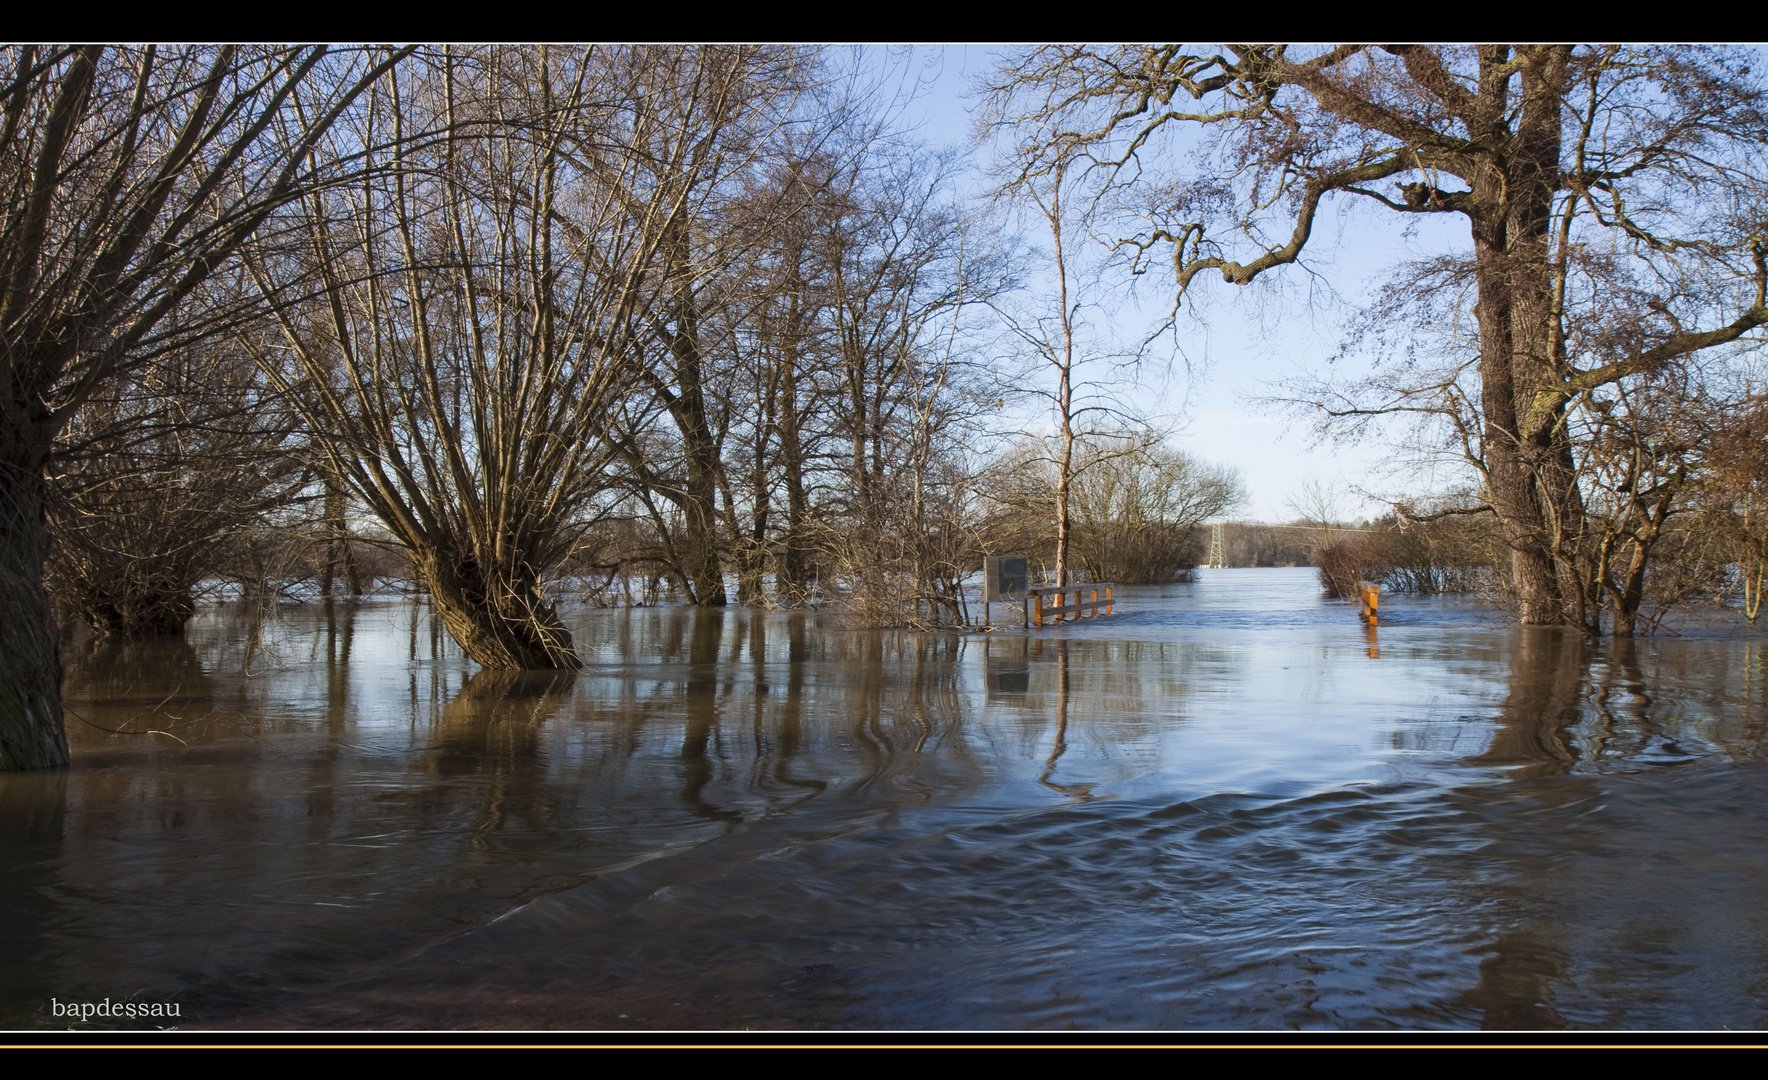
[252, 48, 633, 668]
[984, 45, 1768, 625]
[0, 45, 407, 770]
[611, 46, 816, 607]
[989, 159, 1158, 588]
[812, 142, 994, 622]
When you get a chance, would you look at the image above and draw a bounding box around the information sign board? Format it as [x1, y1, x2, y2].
[983, 555, 1028, 602]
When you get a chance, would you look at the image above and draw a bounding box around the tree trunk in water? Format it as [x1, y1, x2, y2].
[735, 336, 780, 608]
[1, 464, 70, 770]
[662, 218, 727, 608]
[680, 455, 727, 608]
[321, 478, 342, 600]
[1605, 508, 1670, 638]
[1609, 552, 1645, 638]
[414, 550, 580, 670]
[1470, 49, 1580, 627]
[776, 357, 812, 604]
[737, 502, 767, 606]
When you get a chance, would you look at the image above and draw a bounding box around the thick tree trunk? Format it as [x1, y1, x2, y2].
[1477, 260, 1574, 627]
[1, 463, 70, 770]
[414, 549, 580, 670]
[1608, 546, 1648, 638]
[661, 218, 727, 609]
[678, 441, 727, 608]
[1470, 48, 1581, 627]
[737, 500, 767, 606]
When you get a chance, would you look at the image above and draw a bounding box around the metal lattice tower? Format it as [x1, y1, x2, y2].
[1207, 522, 1226, 569]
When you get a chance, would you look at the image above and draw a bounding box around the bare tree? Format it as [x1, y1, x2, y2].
[0, 45, 408, 770]
[991, 159, 1158, 587]
[249, 46, 815, 668]
[47, 339, 306, 635]
[1067, 441, 1245, 583]
[1283, 215, 1756, 632]
[604, 47, 819, 608]
[811, 143, 991, 620]
[1563, 376, 1704, 635]
[983, 45, 1768, 626]
[641, 122, 999, 623]
[983, 435, 1242, 584]
[1706, 385, 1768, 623]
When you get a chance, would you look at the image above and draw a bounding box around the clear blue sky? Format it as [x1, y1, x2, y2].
[872, 45, 1478, 523]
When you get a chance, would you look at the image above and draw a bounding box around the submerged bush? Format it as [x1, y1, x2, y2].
[1311, 513, 1505, 598]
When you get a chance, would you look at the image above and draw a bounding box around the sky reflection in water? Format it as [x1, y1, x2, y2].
[5, 568, 1768, 1030]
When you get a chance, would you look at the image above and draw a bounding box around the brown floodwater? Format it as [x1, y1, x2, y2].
[5, 567, 1768, 1031]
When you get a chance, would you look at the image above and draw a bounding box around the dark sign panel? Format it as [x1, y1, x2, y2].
[987, 668, 1030, 693]
[983, 638, 1031, 694]
[983, 555, 1028, 601]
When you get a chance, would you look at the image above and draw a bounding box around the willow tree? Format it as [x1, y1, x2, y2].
[48, 340, 305, 636]
[251, 47, 804, 669]
[0, 45, 406, 770]
[985, 45, 1768, 626]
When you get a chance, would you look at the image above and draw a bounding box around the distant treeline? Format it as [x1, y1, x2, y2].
[1216, 514, 1511, 595]
[1220, 510, 1744, 636]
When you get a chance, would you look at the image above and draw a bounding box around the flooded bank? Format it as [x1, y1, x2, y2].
[5, 568, 1768, 1030]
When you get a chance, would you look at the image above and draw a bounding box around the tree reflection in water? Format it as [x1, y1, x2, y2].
[1449, 629, 1768, 1029]
[1037, 641, 1095, 800]
[428, 669, 577, 846]
[9, 576, 1768, 1029]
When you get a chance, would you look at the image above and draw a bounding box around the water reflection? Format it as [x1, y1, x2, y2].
[1445, 630, 1768, 1029]
[1037, 642, 1095, 800]
[5, 571, 1768, 1029]
[1472, 628, 1585, 778]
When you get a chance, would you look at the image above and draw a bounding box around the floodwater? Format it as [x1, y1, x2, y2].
[5, 567, 1768, 1031]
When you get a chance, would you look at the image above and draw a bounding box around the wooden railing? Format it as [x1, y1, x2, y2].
[1027, 583, 1115, 626]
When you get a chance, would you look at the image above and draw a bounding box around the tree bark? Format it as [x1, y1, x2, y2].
[771, 223, 816, 606]
[413, 547, 580, 670]
[320, 475, 350, 600]
[777, 366, 813, 603]
[672, 398, 728, 608]
[1468, 46, 1581, 626]
[661, 219, 728, 609]
[0, 460, 70, 769]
